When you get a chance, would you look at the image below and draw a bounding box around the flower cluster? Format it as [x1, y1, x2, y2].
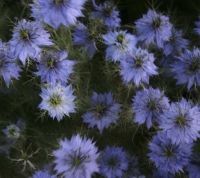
[1, 0, 200, 177]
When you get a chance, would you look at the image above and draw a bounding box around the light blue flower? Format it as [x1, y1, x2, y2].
[120, 48, 158, 86]
[31, 0, 87, 29]
[53, 134, 99, 178]
[103, 30, 137, 62]
[9, 19, 52, 65]
[39, 83, 76, 121]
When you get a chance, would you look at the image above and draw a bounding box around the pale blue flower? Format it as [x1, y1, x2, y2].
[53, 134, 99, 178]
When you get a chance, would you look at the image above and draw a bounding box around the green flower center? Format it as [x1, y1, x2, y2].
[20, 29, 30, 40]
[95, 104, 107, 115]
[134, 57, 143, 68]
[164, 147, 174, 157]
[53, 0, 64, 5]
[117, 34, 124, 44]
[188, 59, 200, 73]
[47, 58, 56, 68]
[147, 100, 157, 111]
[175, 115, 187, 127]
[69, 151, 87, 169]
[107, 157, 117, 168]
[49, 94, 62, 106]
[152, 17, 161, 29]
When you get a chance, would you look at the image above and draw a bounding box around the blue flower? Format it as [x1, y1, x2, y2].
[171, 48, 200, 90]
[82, 92, 121, 133]
[36, 50, 75, 85]
[9, 19, 52, 65]
[163, 28, 189, 56]
[73, 23, 97, 58]
[91, 0, 121, 29]
[32, 170, 56, 178]
[53, 134, 99, 178]
[31, 0, 87, 29]
[148, 132, 192, 175]
[187, 152, 200, 178]
[103, 30, 137, 62]
[135, 9, 172, 48]
[160, 98, 200, 144]
[99, 146, 128, 178]
[39, 84, 76, 121]
[132, 87, 169, 129]
[0, 41, 21, 87]
[120, 48, 158, 86]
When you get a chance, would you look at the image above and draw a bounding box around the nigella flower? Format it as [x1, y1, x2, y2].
[135, 9, 172, 48]
[171, 48, 200, 90]
[102, 30, 137, 62]
[9, 19, 52, 65]
[148, 132, 192, 175]
[39, 84, 76, 121]
[99, 146, 128, 178]
[53, 134, 99, 178]
[163, 28, 189, 56]
[73, 23, 97, 58]
[187, 152, 200, 178]
[82, 92, 121, 133]
[91, 0, 121, 29]
[160, 98, 200, 144]
[132, 87, 169, 129]
[120, 48, 158, 86]
[32, 170, 56, 178]
[0, 41, 21, 87]
[31, 0, 87, 29]
[194, 16, 200, 35]
[36, 50, 75, 85]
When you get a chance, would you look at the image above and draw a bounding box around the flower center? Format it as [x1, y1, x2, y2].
[47, 58, 56, 68]
[20, 29, 30, 41]
[107, 157, 117, 168]
[147, 100, 157, 111]
[53, 0, 64, 5]
[95, 104, 107, 116]
[49, 94, 62, 106]
[152, 17, 161, 29]
[116, 34, 124, 44]
[188, 58, 200, 73]
[164, 147, 174, 157]
[175, 115, 187, 127]
[134, 57, 143, 68]
[69, 150, 87, 169]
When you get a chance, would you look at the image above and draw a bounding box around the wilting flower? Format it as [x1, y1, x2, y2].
[73, 23, 97, 58]
[91, 0, 121, 29]
[53, 134, 99, 178]
[82, 92, 121, 133]
[9, 19, 52, 64]
[39, 84, 76, 121]
[148, 132, 192, 175]
[32, 170, 56, 178]
[135, 9, 172, 48]
[31, 0, 87, 29]
[171, 48, 200, 90]
[132, 87, 169, 129]
[103, 30, 137, 62]
[0, 41, 21, 87]
[120, 48, 158, 86]
[163, 28, 189, 56]
[36, 50, 75, 85]
[98, 146, 128, 178]
[160, 98, 200, 144]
